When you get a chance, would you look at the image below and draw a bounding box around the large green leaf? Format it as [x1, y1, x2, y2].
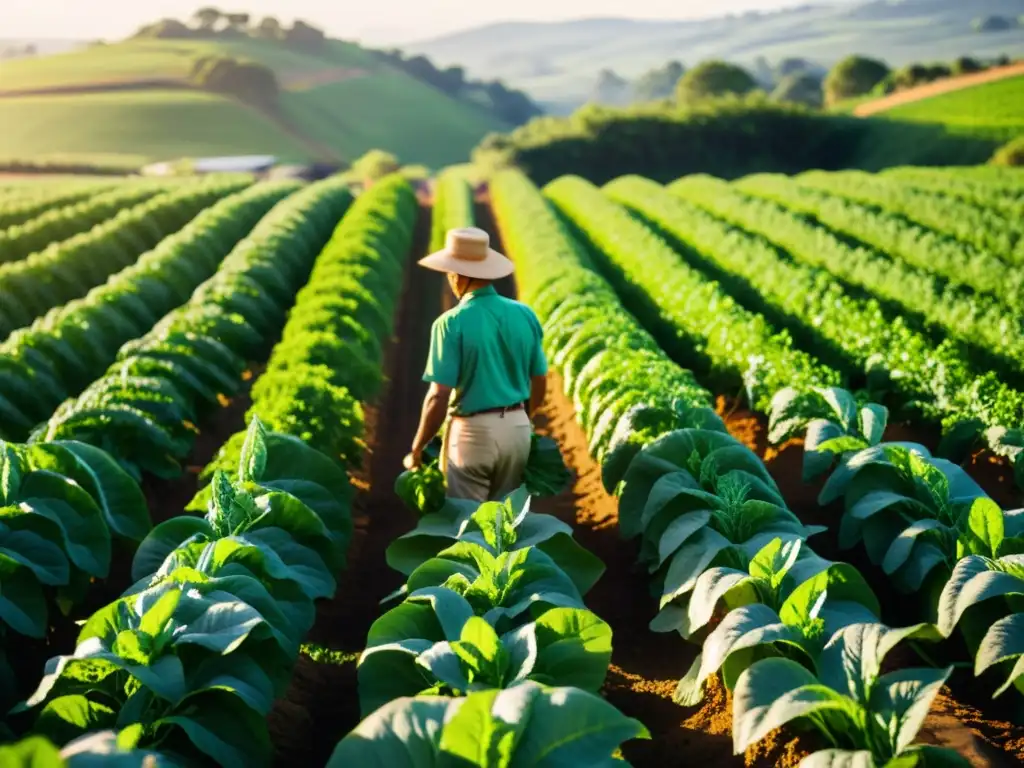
[326, 696, 450, 767]
[0, 522, 69, 585]
[34, 694, 117, 747]
[0, 558, 48, 636]
[16, 470, 111, 576]
[937, 555, 1023, 636]
[157, 690, 272, 768]
[869, 666, 951, 754]
[131, 516, 213, 581]
[732, 658, 852, 754]
[975, 612, 1024, 696]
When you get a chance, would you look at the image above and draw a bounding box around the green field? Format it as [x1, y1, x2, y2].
[3, 165, 1024, 766]
[0, 38, 508, 167]
[881, 75, 1024, 139]
[0, 90, 311, 162]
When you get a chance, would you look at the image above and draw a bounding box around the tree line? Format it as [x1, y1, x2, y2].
[131, 7, 541, 127]
[589, 50, 1019, 112]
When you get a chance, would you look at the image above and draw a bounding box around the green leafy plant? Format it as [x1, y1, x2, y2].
[768, 387, 888, 481]
[359, 586, 611, 715]
[386, 486, 603, 595]
[819, 443, 996, 592]
[938, 549, 1024, 698]
[0, 730, 178, 766]
[0, 439, 149, 644]
[673, 538, 880, 705]
[395, 437, 445, 517]
[731, 623, 964, 767]
[138, 417, 351, 589]
[327, 682, 648, 767]
[386, 541, 587, 634]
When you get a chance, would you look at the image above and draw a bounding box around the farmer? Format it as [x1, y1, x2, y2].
[403, 227, 548, 502]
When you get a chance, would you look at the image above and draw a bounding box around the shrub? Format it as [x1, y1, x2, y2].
[676, 61, 757, 102]
[952, 56, 985, 75]
[824, 55, 890, 105]
[991, 136, 1024, 166]
[770, 72, 824, 108]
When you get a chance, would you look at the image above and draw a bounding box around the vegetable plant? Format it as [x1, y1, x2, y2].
[328, 682, 649, 767]
[768, 387, 888, 481]
[386, 485, 603, 595]
[731, 623, 965, 767]
[359, 585, 611, 715]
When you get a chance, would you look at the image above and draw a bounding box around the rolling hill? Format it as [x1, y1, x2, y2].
[405, 0, 1024, 110]
[876, 71, 1024, 137]
[0, 36, 509, 168]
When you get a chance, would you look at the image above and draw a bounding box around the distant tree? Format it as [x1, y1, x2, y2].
[285, 19, 326, 49]
[770, 72, 823, 108]
[254, 16, 283, 40]
[952, 56, 985, 75]
[439, 66, 466, 96]
[632, 60, 685, 102]
[134, 18, 191, 39]
[190, 54, 279, 109]
[777, 57, 815, 78]
[973, 16, 1014, 33]
[486, 82, 542, 125]
[224, 12, 251, 32]
[591, 68, 629, 105]
[676, 61, 757, 102]
[824, 55, 890, 105]
[24, 44, 37, 56]
[192, 7, 222, 31]
[991, 136, 1024, 166]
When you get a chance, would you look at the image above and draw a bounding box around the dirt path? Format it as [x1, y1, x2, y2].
[853, 62, 1024, 117]
[531, 375, 747, 766]
[266, 203, 436, 766]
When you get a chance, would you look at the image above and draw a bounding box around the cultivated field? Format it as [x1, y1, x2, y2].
[0, 38, 507, 167]
[869, 74, 1024, 142]
[1, 167, 1024, 766]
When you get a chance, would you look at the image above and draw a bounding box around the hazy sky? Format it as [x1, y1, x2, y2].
[3, 0, 828, 44]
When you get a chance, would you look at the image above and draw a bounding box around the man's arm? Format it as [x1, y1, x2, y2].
[407, 382, 452, 467]
[529, 374, 547, 419]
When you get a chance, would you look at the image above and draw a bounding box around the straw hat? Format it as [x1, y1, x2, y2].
[418, 227, 514, 280]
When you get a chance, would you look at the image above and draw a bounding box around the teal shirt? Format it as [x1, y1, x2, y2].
[424, 285, 547, 415]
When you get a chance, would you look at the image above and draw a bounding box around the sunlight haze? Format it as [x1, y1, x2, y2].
[4, 0, 837, 44]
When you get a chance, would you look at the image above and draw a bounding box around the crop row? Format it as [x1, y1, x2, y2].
[0, 181, 115, 230]
[0, 176, 252, 342]
[797, 169, 1024, 262]
[0, 176, 347, 702]
[594, 176, 1024, 478]
[1, 174, 417, 765]
[493, 169, 970, 766]
[0, 182, 167, 266]
[670, 174, 1024, 383]
[34, 178, 355, 480]
[768, 386, 1024, 719]
[736, 173, 1024, 307]
[543, 175, 839, 413]
[880, 166, 1024, 219]
[0, 181, 290, 443]
[325, 172, 649, 764]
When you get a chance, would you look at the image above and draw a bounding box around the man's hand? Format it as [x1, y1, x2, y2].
[403, 449, 423, 471]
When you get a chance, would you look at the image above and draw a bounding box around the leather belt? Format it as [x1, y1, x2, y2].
[458, 402, 526, 418]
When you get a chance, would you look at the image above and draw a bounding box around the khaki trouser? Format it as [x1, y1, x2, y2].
[443, 410, 531, 502]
